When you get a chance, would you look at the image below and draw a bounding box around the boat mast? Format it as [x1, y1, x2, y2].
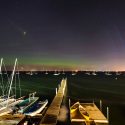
[0, 58, 4, 96]
[0, 58, 3, 73]
[6, 58, 17, 107]
[16, 60, 21, 98]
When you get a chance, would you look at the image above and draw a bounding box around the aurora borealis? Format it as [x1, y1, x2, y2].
[1, 0, 125, 71]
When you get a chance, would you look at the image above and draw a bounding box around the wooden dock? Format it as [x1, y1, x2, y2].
[70, 103, 108, 125]
[39, 78, 67, 125]
[17, 107, 47, 125]
[0, 113, 25, 120]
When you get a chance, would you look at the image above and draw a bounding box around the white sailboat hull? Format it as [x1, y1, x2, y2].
[0, 99, 15, 108]
[0, 99, 24, 116]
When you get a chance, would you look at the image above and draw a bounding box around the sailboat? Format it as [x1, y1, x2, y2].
[71, 71, 77, 76]
[116, 71, 121, 76]
[45, 70, 48, 75]
[53, 70, 60, 75]
[26, 71, 33, 75]
[0, 58, 6, 101]
[30, 71, 33, 75]
[85, 71, 91, 75]
[0, 97, 24, 116]
[0, 58, 16, 102]
[105, 71, 112, 76]
[0, 58, 24, 116]
[91, 71, 97, 75]
[62, 70, 65, 75]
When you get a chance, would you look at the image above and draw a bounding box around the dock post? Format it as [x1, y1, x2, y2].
[56, 88, 57, 95]
[107, 107, 109, 123]
[58, 84, 60, 90]
[100, 100, 102, 111]
[69, 98, 71, 107]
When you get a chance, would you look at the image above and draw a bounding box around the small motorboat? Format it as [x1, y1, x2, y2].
[24, 99, 48, 116]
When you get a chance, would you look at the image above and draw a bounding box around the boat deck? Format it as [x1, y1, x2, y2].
[70, 103, 108, 125]
[39, 78, 67, 125]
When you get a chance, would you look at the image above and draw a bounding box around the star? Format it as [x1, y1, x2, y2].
[23, 32, 27, 36]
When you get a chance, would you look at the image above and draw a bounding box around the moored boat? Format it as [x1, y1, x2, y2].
[0, 98, 24, 116]
[79, 104, 90, 121]
[24, 99, 48, 116]
[0, 59, 24, 116]
[70, 102, 90, 121]
[16, 93, 39, 114]
[70, 102, 79, 114]
[70, 102, 80, 118]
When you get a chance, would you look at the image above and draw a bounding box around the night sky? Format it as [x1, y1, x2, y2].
[1, 0, 125, 71]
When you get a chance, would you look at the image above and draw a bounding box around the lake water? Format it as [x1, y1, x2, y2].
[0, 71, 125, 125]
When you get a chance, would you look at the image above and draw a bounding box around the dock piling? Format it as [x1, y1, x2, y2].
[107, 107, 109, 123]
[100, 100, 102, 111]
[56, 88, 57, 95]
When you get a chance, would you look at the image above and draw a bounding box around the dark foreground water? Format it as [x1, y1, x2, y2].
[1, 71, 125, 125]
